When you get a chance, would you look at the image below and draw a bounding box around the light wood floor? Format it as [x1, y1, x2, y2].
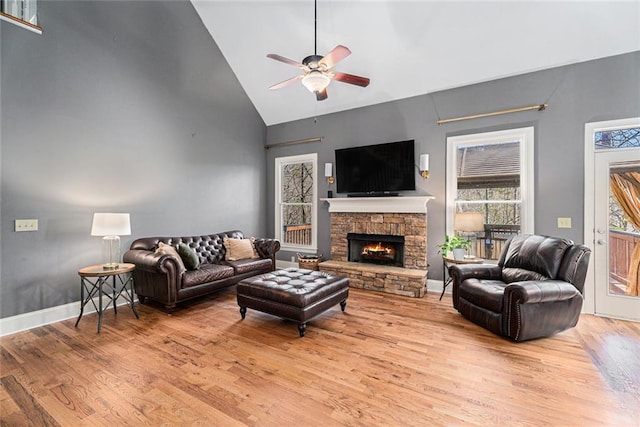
[1, 288, 639, 426]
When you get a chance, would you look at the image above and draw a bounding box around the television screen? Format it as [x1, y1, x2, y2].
[335, 140, 415, 195]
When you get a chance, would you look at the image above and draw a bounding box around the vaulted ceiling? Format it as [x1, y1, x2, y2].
[192, 1, 640, 126]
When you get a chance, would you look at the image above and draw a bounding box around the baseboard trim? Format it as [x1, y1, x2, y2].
[0, 297, 135, 337]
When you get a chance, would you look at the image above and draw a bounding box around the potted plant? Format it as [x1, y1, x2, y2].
[437, 235, 471, 260]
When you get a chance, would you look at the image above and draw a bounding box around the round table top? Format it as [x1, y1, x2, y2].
[443, 257, 484, 264]
[78, 263, 135, 277]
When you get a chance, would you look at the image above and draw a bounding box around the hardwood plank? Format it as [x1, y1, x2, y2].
[0, 375, 59, 426]
[1, 287, 639, 426]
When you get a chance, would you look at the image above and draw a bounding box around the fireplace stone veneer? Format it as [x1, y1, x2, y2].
[319, 196, 433, 298]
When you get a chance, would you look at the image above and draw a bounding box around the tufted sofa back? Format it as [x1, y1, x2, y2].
[498, 234, 576, 285]
[129, 230, 245, 265]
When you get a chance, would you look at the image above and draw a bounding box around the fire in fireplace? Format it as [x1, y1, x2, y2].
[347, 233, 404, 267]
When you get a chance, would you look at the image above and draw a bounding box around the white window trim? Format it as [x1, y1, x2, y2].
[446, 126, 535, 236]
[274, 153, 318, 252]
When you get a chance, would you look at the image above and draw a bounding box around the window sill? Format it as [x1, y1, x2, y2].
[0, 11, 42, 34]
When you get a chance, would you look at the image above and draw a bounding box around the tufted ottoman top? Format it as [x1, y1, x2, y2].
[237, 268, 349, 308]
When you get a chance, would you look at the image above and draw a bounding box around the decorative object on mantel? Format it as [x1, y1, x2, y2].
[419, 154, 430, 179]
[436, 104, 548, 125]
[437, 235, 471, 260]
[91, 213, 131, 270]
[265, 136, 323, 149]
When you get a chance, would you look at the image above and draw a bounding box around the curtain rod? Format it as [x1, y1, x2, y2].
[436, 104, 548, 125]
[265, 136, 323, 149]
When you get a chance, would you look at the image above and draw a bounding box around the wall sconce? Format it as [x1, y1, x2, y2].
[91, 213, 131, 270]
[325, 163, 335, 184]
[419, 154, 430, 179]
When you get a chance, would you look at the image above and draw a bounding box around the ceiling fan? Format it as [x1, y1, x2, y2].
[266, 0, 370, 101]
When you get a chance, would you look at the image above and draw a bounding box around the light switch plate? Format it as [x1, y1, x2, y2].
[557, 217, 572, 228]
[15, 219, 38, 232]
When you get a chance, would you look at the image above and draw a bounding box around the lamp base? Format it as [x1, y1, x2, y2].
[102, 263, 119, 270]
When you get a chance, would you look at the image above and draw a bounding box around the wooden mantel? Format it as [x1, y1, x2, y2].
[321, 196, 434, 214]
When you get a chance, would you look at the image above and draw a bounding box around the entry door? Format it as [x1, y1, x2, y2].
[593, 148, 640, 321]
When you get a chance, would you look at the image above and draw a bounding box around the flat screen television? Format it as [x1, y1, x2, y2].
[335, 140, 415, 196]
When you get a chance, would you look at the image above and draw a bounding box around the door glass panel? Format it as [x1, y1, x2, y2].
[608, 163, 640, 297]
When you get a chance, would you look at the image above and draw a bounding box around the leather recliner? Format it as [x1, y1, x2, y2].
[449, 234, 591, 342]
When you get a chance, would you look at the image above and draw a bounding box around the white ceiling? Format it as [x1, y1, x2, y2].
[192, 1, 640, 126]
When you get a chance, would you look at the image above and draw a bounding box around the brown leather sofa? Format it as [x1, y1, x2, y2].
[449, 234, 591, 342]
[123, 230, 280, 313]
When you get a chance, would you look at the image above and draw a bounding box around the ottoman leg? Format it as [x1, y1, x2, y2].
[239, 306, 247, 319]
[340, 300, 347, 312]
[298, 322, 307, 337]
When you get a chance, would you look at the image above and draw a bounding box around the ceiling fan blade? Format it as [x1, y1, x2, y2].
[269, 75, 302, 90]
[267, 53, 305, 68]
[333, 72, 370, 87]
[316, 89, 328, 101]
[319, 45, 351, 68]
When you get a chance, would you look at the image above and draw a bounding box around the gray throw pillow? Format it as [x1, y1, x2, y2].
[177, 243, 200, 270]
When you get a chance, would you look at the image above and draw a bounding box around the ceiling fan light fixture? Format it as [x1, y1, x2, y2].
[302, 71, 331, 94]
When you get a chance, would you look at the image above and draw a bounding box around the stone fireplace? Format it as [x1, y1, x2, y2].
[319, 196, 433, 297]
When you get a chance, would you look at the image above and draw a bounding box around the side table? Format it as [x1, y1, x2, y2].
[440, 257, 484, 301]
[75, 263, 139, 333]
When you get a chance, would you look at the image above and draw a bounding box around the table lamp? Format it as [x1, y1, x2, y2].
[91, 213, 131, 270]
[454, 212, 484, 257]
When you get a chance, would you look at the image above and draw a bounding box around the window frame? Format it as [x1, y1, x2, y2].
[1, 0, 41, 34]
[446, 127, 535, 237]
[274, 153, 318, 253]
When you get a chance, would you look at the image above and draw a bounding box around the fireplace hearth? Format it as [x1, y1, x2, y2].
[347, 233, 404, 267]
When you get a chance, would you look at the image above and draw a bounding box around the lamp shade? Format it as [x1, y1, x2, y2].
[454, 212, 484, 232]
[324, 163, 333, 177]
[420, 154, 429, 171]
[91, 213, 131, 236]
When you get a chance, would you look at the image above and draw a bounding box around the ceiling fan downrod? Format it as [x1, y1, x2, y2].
[313, 0, 317, 56]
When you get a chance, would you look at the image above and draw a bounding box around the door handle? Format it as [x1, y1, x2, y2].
[596, 239, 606, 245]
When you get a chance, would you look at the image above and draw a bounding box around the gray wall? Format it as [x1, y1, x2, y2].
[266, 52, 640, 280]
[1, 1, 267, 318]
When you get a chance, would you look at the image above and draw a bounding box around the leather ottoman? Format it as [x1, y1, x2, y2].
[236, 268, 349, 337]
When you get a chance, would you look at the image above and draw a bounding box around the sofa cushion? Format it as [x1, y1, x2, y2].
[225, 258, 272, 275]
[502, 235, 572, 279]
[182, 264, 234, 288]
[224, 237, 258, 261]
[155, 242, 186, 273]
[502, 267, 548, 284]
[459, 279, 508, 313]
[177, 243, 200, 270]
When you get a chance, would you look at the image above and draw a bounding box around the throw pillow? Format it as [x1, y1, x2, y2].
[155, 242, 186, 273]
[249, 237, 260, 258]
[224, 237, 259, 261]
[177, 242, 200, 270]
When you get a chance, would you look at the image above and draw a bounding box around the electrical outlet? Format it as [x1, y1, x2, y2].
[15, 219, 38, 232]
[557, 217, 572, 229]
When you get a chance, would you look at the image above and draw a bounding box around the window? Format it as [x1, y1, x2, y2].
[275, 153, 318, 252]
[446, 127, 534, 260]
[1, 0, 41, 34]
